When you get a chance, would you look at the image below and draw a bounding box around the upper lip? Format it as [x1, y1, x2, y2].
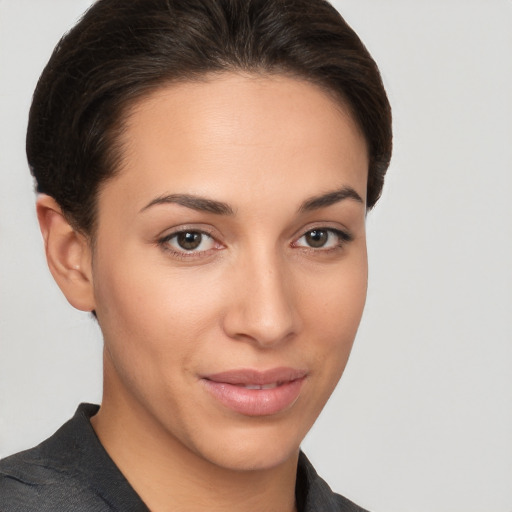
[203, 367, 307, 386]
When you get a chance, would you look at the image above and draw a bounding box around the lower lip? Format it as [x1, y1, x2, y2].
[202, 378, 305, 416]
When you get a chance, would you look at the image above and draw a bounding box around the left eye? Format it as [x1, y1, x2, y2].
[294, 228, 349, 249]
[163, 231, 216, 252]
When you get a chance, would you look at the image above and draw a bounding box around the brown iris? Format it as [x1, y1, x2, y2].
[176, 232, 203, 250]
[305, 230, 328, 248]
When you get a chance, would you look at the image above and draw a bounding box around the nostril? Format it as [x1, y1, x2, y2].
[220, 255, 299, 347]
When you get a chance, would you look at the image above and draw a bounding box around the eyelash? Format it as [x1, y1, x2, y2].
[292, 227, 353, 252]
[158, 229, 220, 259]
[157, 227, 353, 259]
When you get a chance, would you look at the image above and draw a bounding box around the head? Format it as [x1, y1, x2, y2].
[31, 0, 391, 474]
[28, 0, 391, 236]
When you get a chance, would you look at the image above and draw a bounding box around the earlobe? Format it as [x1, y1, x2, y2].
[36, 194, 96, 312]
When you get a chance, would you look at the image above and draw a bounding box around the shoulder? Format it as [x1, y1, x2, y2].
[0, 404, 140, 512]
[297, 452, 370, 512]
[0, 445, 109, 512]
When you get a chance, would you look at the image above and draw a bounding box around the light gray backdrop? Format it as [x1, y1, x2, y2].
[1, 1, 511, 511]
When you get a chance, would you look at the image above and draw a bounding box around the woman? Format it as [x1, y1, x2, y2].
[0, 0, 391, 510]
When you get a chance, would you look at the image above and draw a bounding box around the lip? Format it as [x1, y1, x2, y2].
[201, 367, 307, 417]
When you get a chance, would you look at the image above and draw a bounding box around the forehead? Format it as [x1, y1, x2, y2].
[123, 72, 364, 146]
[99, 73, 368, 217]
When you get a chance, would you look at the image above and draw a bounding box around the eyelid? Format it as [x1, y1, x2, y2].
[291, 225, 353, 250]
[157, 225, 224, 258]
[155, 222, 353, 259]
[157, 222, 218, 238]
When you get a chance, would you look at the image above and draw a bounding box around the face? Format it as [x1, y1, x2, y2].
[90, 73, 369, 471]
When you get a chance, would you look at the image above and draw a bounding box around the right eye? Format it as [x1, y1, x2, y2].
[159, 230, 217, 254]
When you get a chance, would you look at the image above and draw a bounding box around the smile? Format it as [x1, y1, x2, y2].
[201, 368, 307, 416]
[239, 383, 281, 390]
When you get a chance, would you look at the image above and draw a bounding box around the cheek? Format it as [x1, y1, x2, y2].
[92, 235, 367, 374]
[91, 249, 221, 372]
[91, 257, 225, 419]
[300, 253, 368, 373]
[290, 257, 368, 434]
[303, 253, 368, 330]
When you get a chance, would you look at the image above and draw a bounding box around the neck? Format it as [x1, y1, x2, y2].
[91, 366, 299, 512]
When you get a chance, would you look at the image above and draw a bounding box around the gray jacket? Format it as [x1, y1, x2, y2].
[0, 404, 368, 512]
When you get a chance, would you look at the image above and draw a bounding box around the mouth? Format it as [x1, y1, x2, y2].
[239, 382, 281, 390]
[201, 368, 307, 416]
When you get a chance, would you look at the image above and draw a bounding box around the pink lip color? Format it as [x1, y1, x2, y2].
[201, 367, 307, 417]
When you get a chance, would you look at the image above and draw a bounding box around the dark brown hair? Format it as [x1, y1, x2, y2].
[27, 0, 392, 234]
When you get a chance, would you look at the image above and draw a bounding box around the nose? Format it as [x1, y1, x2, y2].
[221, 251, 299, 348]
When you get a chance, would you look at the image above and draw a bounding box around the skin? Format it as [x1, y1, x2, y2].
[37, 73, 369, 512]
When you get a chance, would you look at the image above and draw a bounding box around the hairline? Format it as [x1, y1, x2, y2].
[84, 68, 368, 241]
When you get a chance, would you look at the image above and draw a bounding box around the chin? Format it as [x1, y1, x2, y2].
[205, 444, 300, 473]
[186, 419, 307, 472]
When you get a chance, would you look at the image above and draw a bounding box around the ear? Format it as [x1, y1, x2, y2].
[36, 194, 96, 312]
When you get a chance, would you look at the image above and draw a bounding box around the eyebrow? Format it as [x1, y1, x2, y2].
[140, 193, 234, 215]
[298, 186, 364, 212]
[140, 185, 363, 216]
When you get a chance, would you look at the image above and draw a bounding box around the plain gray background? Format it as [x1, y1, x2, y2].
[1, 1, 511, 511]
